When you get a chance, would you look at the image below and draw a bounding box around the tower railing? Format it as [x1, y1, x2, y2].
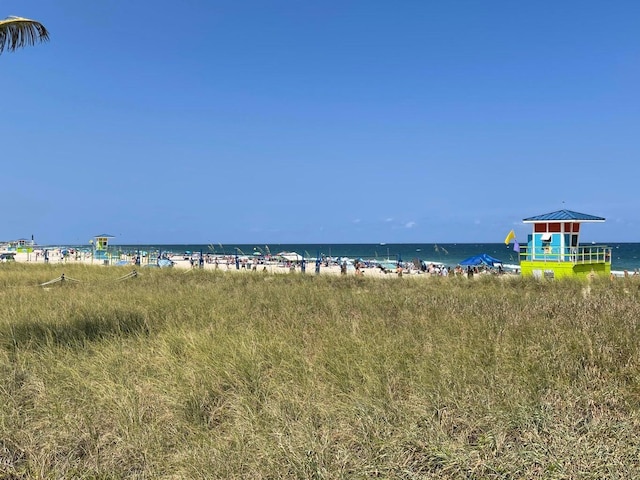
[519, 245, 612, 264]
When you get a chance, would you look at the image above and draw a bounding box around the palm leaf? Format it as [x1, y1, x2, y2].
[0, 16, 49, 54]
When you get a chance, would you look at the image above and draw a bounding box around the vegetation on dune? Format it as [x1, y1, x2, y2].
[1, 264, 640, 478]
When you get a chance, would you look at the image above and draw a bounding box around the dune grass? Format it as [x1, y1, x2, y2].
[1, 264, 639, 478]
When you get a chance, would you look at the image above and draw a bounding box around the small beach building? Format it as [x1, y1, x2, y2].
[93, 233, 115, 262]
[16, 238, 34, 248]
[518, 209, 611, 279]
[11, 238, 34, 253]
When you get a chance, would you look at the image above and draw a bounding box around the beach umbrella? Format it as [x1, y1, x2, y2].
[480, 253, 503, 266]
[459, 253, 503, 267]
[277, 252, 303, 262]
[459, 255, 483, 266]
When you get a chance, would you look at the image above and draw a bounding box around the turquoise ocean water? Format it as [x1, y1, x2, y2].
[95, 242, 640, 273]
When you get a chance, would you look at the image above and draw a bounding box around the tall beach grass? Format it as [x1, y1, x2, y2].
[1, 264, 639, 478]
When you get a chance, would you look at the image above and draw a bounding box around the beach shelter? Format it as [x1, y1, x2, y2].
[277, 252, 303, 262]
[93, 233, 115, 250]
[517, 209, 611, 279]
[459, 253, 503, 267]
[92, 233, 115, 262]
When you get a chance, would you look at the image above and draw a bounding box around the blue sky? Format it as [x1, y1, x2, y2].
[3, 1, 639, 245]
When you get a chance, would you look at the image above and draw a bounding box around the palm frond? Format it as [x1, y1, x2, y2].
[0, 16, 49, 54]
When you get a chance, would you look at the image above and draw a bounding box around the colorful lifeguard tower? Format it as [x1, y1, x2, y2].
[92, 233, 115, 263]
[519, 210, 611, 279]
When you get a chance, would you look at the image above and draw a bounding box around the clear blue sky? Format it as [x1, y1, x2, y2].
[3, 1, 639, 245]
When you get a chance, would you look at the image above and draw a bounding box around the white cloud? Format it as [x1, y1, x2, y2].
[405, 221, 416, 228]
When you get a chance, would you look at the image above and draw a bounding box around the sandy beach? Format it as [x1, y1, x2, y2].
[5, 248, 484, 280]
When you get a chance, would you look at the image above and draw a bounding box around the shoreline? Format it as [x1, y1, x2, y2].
[5, 249, 636, 278]
[5, 250, 504, 280]
[4, 241, 638, 274]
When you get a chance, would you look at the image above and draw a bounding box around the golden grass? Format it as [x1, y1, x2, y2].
[1, 264, 639, 478]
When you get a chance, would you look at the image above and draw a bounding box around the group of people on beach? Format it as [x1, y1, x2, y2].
[8, 246, 520, 278]
[343, 259, 507, 278]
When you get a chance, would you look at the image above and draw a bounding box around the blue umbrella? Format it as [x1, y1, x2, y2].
[459, 253, 503, 267]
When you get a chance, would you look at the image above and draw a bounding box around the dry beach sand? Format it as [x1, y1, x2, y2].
[6, 248, 476, 279]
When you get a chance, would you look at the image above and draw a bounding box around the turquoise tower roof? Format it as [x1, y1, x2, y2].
[522, 209, 605, 223]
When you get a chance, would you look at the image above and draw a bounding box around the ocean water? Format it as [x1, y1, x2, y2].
[102, 242, 640, 273]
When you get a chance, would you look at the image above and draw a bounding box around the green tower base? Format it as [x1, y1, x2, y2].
[520, 261, 610, 279]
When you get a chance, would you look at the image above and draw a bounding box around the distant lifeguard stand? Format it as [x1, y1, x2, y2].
[519, 210, 611, 279]
[92, 233, 115, 264]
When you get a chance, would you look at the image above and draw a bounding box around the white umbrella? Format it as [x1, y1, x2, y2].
[277, 252, 303, 262]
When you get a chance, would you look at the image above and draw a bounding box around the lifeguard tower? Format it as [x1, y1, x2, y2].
[92, 233, 115, 264]
[519, 210, 611, 279]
